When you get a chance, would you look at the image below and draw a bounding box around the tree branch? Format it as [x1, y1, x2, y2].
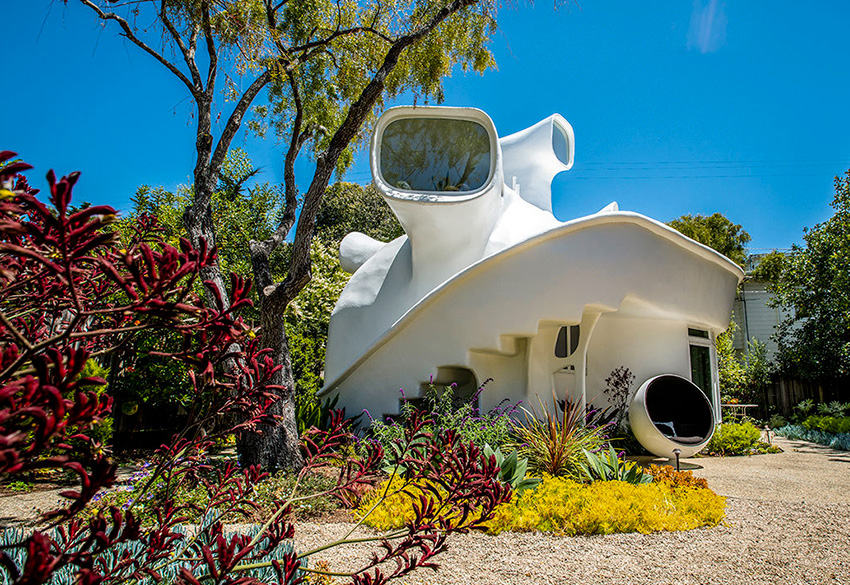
[200, 0, 218, 102]
[208, 69, 274, 188]
[159, 0, 203, 90]
[77, 0, 197, 95]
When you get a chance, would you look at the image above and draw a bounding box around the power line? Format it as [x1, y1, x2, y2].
[579, 159, 850, 166]
[571, 172, 833, 180]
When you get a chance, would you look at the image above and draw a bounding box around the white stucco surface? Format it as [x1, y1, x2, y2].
[321, 106, 743, 455]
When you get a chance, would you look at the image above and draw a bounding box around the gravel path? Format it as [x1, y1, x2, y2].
[292, 437, 850, 585]
[1, 438, 848, 584]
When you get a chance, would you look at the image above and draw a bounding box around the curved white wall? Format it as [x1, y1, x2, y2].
[322, 106, 743, 444]
[324, 214, 741, 420]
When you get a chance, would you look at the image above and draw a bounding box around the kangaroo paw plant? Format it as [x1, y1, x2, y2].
[0, 153, 512, 585]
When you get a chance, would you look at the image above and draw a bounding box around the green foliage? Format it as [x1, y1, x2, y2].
[744, 338, 772, 397]
[509, 394, 610, 479]
[113, 329, 192, 408]
[770, 171, 850, 380]
[750, 250, 787, 282]
[295, 394, 342, 435]
[716, 320, 773, 406]
[75, 359, 113, 446]
[716, 321, 747, 401]
[89, 463, 341, 525]
[802, 415, 850, 434]
[703, 421, 775, 456]
[284, 238, 351, 401]
[483, 477, 726, 536]
[793, 399, 816, 422]
[2, 481, 34, 493]
[768, 414, 787, 429]
[482, 444, 541, 494]
[817, 400, 850, 417]
[366, 382, 515, 471]
[127, 149, 286, 286]
[668, 212, 752, 267]
[124, 152, 352, 411]
[577, 446, 652, 485]
[315, 182, 402, 246]
[257, 0, 497, 172]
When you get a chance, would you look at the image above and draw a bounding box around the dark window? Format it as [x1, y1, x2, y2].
[688, 328, 710, 339]
[380, 118, 491, 193]
[555, 325, 581, 358]
[689, 344, 712, 402]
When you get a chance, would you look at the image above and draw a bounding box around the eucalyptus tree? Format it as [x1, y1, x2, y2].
[69, 0, 497, 471]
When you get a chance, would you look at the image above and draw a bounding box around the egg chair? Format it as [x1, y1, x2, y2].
[629, 374, 715, 459]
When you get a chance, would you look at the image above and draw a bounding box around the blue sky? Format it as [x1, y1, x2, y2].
[4, 1, 850, 251]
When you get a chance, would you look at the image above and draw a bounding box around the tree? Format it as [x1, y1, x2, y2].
[69, 0, 497, 471]
[316, 182, 403, 246]
[770, 171, 850, 381]
[750, 250, 787, 282]
[125, 156, 364, 428]
[668, 212, 752, 267]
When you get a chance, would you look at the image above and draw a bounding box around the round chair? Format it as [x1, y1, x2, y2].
[629, 374, 715, 459]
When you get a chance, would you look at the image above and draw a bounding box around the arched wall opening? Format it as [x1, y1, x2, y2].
[410, 366, 479, 411]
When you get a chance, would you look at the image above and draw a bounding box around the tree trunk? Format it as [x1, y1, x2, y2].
[236, 292, 304, 472]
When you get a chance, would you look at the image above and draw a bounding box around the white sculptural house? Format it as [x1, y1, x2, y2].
[320, 106, 744, 459]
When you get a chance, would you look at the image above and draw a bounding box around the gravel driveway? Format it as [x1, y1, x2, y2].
[294, 437, 850, 585]
[1, 437, 848, 584]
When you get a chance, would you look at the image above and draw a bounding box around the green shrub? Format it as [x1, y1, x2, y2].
[802, 415, 850, 435]
[365, 382, 516, 470]
[768, 414, 787, 429]
[76, 359, 113, 446]
[792, 399, 816, 423]
[817, 401, 850, 417]
[703, 421, 777, 456]
[89, 463, 341, 524]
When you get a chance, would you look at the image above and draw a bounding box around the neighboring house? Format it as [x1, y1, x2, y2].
[321, 106, 743, 458]
[731, 252, 792, 361]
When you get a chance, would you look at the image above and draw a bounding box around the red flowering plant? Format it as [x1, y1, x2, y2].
[0, 153, 512, 585]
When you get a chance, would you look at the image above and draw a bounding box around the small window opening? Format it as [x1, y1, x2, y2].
[555, 325, 581, 358]
[688, 328, 709, 339]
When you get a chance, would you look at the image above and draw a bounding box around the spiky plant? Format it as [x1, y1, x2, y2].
[509, 393, 610, 478]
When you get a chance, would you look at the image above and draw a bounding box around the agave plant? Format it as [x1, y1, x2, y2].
[578, 446, 652, 485]
[483, 444, 541, 493]
[509, 393, 610, 479]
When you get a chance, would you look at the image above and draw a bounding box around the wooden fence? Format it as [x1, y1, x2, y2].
[761, 376, 850, 417]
